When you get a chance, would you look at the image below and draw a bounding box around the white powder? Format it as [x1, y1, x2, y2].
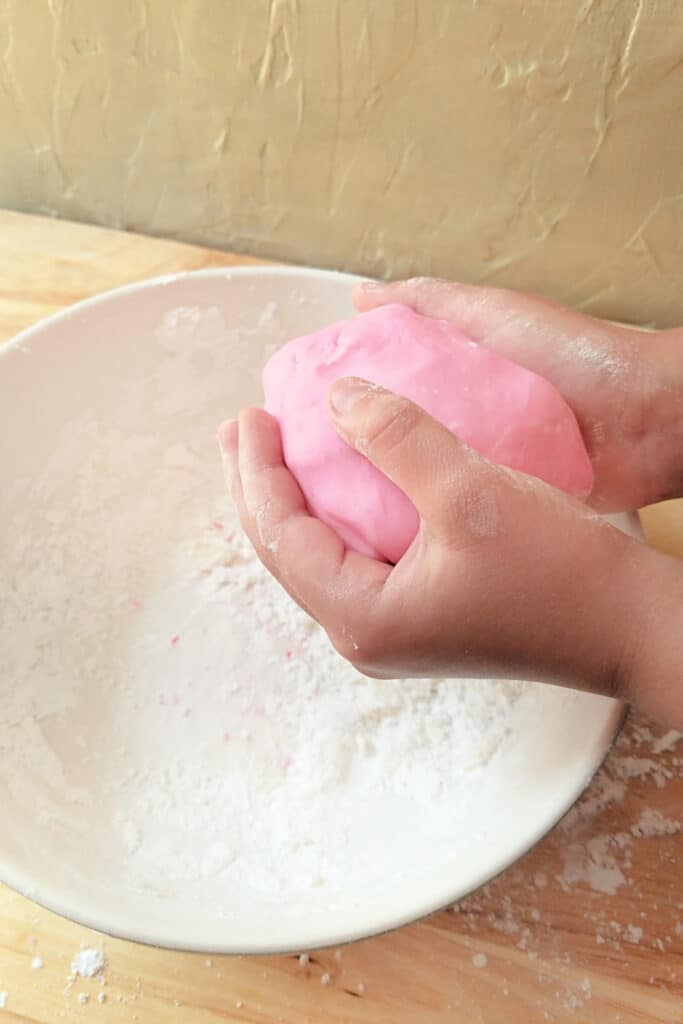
[630, 808, 680, 838]
[0, 404, 525, 905]
[472, 953, 488, 968]
[0, 993, 6, 1010]
[31, 956, 43, 970]
[611, 756, 671, 788]
[0, 300, 601, 933]
[71, 948, 106, 978]
[552, 713, 683, 903]
[559, 835, 627, 896]
[114, 503, 523, 893]
[652, 730, 682, 755]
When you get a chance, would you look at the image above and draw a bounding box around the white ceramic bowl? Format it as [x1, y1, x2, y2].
[0, 267, 636, 953]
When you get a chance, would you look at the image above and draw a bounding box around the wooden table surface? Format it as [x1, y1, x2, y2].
[0, 211, 681, 1024]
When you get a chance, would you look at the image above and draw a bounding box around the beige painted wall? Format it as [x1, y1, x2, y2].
[1, 0, 683, 325]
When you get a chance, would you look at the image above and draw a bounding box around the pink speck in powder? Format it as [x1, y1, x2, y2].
[171, 634, 180, 647]
[182, 706, 192, 718]
[130, 598, 142, 610]
[211, 520, 224, 532]
[281, 755, 293, 772]
[223, 731, 231, 743]
[285, 650, 293, 660]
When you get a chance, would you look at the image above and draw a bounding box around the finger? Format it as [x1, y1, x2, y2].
[352, 277, 639, 408]
[218, 417, 319, 622]
[233, 407, 390, 625]
[354, 276, 614, 348]
[356, 276, 548, 339]
[236, 407, 311, 557]
[354, 278, 546, 341]
[327, 377, 498, 538]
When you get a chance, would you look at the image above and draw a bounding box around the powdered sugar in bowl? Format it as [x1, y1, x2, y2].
[0, 268, 636, 952]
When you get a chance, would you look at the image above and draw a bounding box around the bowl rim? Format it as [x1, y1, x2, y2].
[0, 264, 367, 360]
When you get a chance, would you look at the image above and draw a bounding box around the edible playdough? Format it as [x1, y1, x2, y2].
[263, 303, 593, 562]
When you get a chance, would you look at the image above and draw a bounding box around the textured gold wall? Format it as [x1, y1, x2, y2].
[1, 0, 682, 325]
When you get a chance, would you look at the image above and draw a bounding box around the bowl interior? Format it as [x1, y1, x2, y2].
[0, 267, 628, 953]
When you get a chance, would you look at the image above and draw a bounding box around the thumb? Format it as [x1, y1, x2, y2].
[327, 377, 495, 533]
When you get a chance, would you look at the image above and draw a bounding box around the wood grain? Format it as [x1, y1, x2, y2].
[0, 211, 681, 1024]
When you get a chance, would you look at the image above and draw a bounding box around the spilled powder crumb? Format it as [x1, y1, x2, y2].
[71, 948, 106, 978]
[631, 808, 680, 838]
[652, 730, 681, 755]
[559, 835, 627, 896]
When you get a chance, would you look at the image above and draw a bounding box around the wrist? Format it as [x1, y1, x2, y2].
[645, 330, 683, 502]
[615, 538, 683, 727]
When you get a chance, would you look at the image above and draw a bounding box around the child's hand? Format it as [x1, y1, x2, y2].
[219, 383, 683, 727]
[355, 278, 683, 512]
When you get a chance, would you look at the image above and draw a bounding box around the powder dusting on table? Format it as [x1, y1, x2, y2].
[451, 713, 682, 1013]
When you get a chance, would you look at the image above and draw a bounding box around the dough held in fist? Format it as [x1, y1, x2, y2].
[262, 303, 593, 562]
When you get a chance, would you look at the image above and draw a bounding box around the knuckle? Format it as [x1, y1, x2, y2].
[329, 631, 360, 665]
[405, 275, 449, 294]
[330, 622, 384, 670]
[360, 398, 422, 462]
[432, 456, 504, 545]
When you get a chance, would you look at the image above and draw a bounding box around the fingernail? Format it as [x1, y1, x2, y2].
[329, 378, 375, 417]
[217, 442, 232, 484]
[216, 420, 237, 488]
[356, 280, 384, 293]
